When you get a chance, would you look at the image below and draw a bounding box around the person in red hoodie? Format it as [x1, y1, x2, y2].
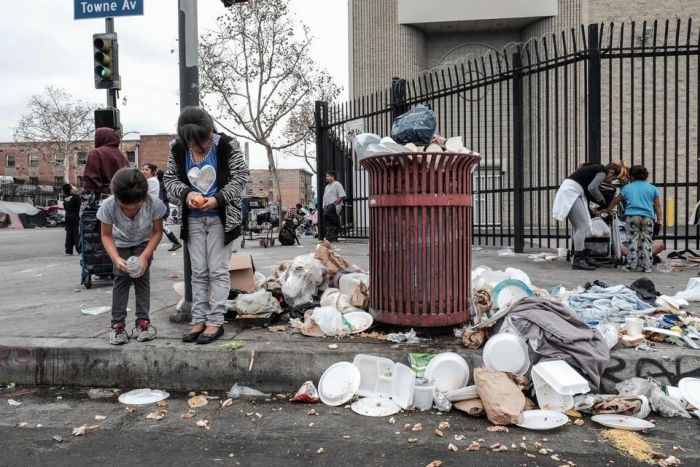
[83, 127, 130, 196]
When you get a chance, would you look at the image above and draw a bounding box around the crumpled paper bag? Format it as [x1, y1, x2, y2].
[453, 399, 484, 416]
[462, 329, 486, 349]
[474, 368, 525, 425]
[350, 281, 369, 309]
[314, 240, 350, 276]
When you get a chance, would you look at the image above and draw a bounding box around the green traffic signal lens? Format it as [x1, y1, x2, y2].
[95, 66, 112, 79]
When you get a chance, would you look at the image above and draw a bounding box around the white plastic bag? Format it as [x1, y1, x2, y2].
[319, 288, 362, 314]
[311, 306, 348, 337]
[588, 217, 611, 238]
[593, 323, 620, 350]
[236, 289, 281, 315]
[281, 254, 325, 306]
[672, 277, 700, 302]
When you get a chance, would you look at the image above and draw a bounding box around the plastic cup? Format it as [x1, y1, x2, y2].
[625, 317, 644, 338]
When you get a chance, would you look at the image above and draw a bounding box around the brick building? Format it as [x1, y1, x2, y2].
[248, 169, 314, 208]
[1, 134, 314, 209]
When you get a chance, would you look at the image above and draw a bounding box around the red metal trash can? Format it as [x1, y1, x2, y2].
[360, 152, 481, 327]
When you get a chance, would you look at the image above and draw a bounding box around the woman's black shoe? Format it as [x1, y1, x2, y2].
[182, 328, 204, 343]
[196, 326, 224, 345]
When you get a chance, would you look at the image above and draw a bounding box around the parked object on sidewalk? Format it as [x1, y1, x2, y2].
[531, 360, 590, 412]
[318, 362, 361, 406]
[482, 332, 530, 375]
[228, 254, 256, 293]
[424, 352, 470, 393]
[290, 381, 319, 403]
[516, 410, 569, 431]
[81, 306, 111, 316]
[227, 383, 271, 399]
[591, 414, 655, 431]
[118, 389, 169, 405]
[473, 368, 525, 425]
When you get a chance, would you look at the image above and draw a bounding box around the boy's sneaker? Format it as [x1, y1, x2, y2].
[109, 323, 129, 345]
[134, 319, 157, 342]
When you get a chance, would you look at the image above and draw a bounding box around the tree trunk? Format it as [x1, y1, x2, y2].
[265, 146, 283, 228]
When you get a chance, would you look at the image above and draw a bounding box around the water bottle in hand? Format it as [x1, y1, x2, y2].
[126, 256, 141, 278]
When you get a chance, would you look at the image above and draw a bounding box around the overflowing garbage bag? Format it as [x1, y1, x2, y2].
[390, 104, 436, 145]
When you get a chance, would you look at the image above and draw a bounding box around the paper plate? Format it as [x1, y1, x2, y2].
[118, 389, 170, 405]
[343, 311, 374, 334]
[483, 332, 530, 376]
[591, 414, 655, 431]
[679, 377, 700, 410]
[492, 279, 534, 309]
[445, 385, 478, 402]
[318, 362, 361, 406]
[516, 410, 569, 430]
[351, 396, 401, 417]
[424, 352, 470, 393]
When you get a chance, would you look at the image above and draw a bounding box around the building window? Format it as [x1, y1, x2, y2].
[77, 152, 87, 165]
[54, 153, 65, 165]
[29, 177, 39, 185]
[54, 176, 64, 186]
[126, 151, 136, 164]
[5, 154, 15, 168]
[28, 153, 39, 167]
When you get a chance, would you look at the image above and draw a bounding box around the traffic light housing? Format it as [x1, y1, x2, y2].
[95, 108, 121, 132]
[93, 33, 119, 89]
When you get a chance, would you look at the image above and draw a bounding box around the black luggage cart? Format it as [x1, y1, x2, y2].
[79, 197, 114, 289]
[240, 197, 279, 248]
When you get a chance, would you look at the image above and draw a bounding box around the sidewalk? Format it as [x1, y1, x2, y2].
[1, 230, 699, 392]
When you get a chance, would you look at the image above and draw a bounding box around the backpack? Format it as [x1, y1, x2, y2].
[278, 223, 296, 246]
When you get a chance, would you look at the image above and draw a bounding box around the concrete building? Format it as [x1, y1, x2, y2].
[349, 0, 700, 98]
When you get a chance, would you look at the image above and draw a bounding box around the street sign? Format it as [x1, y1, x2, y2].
[74, 0, 144, 20]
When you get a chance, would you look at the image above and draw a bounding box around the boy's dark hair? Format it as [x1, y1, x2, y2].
[143, 163, 157, 174]
[630, 165, 649, 181]
[325, 170, 336, 179]
[111, 168, 149, 204]
[295, 203, 302, 210]
[177, 106, 215, 151]
[62, 183, 72, 196]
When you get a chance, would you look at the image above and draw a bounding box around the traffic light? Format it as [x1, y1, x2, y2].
[93, 33, 119, 89]
[95, 108, 121, 131]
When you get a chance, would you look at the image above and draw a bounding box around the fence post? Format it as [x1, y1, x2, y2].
[512, 51, 526, 253]
[587, 23, 602, 164]
[315, 100, 328, 235]
[391, 77, 407, 121]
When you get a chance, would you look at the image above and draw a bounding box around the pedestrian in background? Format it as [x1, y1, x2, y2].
[552, 161, 624, 270]
[322, 170, 345, 242]
[141, 163, 183, 251]
[164, 106, 248, 345]
[606, 165, 662, 273]
[62, 183, 81, 255]
[97, 168, 167, 345]
[83, 127, 130, 197]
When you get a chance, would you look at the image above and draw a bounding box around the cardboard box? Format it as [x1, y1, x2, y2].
[229, 254, 256, 293]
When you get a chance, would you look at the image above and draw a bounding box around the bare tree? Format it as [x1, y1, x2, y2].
[13, 86, 95, 183]
[199, 0, 340, 206]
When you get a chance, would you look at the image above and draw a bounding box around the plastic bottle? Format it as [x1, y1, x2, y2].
[126, 256, 141, 278]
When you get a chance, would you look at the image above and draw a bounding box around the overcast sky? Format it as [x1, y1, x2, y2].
[0, 0, 348, 170]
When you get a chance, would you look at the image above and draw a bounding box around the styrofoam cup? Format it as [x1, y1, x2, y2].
[625, 317, 644, 338]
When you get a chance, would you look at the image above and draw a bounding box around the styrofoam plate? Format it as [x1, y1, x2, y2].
[318, 362, 361, 406]
[343, 311, 374, 334]
[424, 352, 470, 393]
[517, 410, 569, 430]
[118, 389, 170, 405]
[591, 414, 655, 431]
[445, 385, 478, 402]
[679, 377, 700, 410]
[351, 396, 401, 417]
[492, 279, 534, 309]
[483, 332, 530, 376]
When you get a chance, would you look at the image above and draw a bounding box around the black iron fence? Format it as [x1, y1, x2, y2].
[0, 181, 61, 207]
[316, 19, 700, 252]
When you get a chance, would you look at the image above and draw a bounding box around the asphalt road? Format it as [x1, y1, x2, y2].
[0, 228, 66, 262]
[1, 388, 698, 467]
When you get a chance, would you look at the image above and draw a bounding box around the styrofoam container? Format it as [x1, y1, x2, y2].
[531, 360, 590, 412]
[352, 354, 415, 409]
[339, 273, 370, 297]
[445, 385, 478, 402]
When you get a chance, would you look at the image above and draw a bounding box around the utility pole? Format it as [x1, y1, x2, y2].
[105, 18, 118, 109]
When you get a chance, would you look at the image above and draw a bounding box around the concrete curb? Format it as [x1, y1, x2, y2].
[1, 336, 699, 393]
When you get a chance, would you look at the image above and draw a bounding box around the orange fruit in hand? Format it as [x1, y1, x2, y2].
[192, 193, 205, 208]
